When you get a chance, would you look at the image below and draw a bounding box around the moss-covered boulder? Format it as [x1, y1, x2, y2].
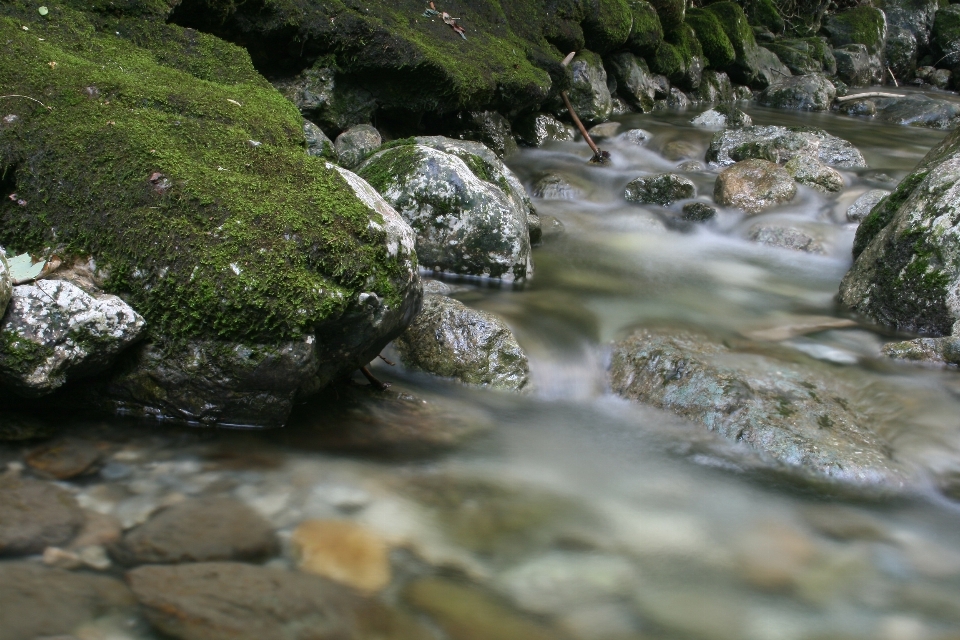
[647, 0, 685, 30]
[686, 8, 736, 69]
[582, 0, 634, 53]
[0, 5, 421, 426]
[784, 155, 845, 193]
[357, 138, 533, 282]
[743, 0, 785, 34]
[885, 25, 918, 81]
[822, 6, 888, 56]
[697, 70, 734, 103]
[932, 5, 960, 68]
[702, 2, 779, 88]
[765, 37, 837, 76]
[625, 0, 665, 55]
[840, 127, 960, 337]
[624, 173, 696, 205]
[649, 26, 705, 90]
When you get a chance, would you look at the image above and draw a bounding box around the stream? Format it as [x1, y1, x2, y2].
[5, 90, 960, 640]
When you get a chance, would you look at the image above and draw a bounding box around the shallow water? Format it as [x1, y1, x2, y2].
[5, 92, 960, 640]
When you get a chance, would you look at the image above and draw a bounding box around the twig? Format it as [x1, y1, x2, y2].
[835, 92, 902, 103]
[378, 354, 396, 366]
[0, 94, 52, 110]
[559, 52, 609, 165]
[359, 365, 390, 390]
[887, 66, 898, 88]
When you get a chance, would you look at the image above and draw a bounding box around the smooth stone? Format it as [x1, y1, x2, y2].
[846, 189, 890, 222]
[334, 124, 382, 168]
[706, 125, 866, 168]
[587, 122, 621, 139]
[624, 173, 696, 206]
[394, 294, 529, 390]
[748, 225, 826, 254]
[714, 159, 797, 214]
[0, 476, 84, 556]
[110, 496, 278, 565]
[661, 139, 700, 161]
[616, 128, 653, 146]
[690, 106, 752, 129]
[291, 519, 390, 593]
[784, 155, 845, 193]
[532, 174, 582, 200]
[25, 438, 103, 480]
[0, 562, 135, 640]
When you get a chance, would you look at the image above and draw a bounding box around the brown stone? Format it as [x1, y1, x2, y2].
[291, 519, 390, 593]
[0, 476, 83, 556]
[69, 511, 122, 549]
[25, 438, 102, 480]
[714, 159, 797, 214]
[111, 496, 278, 565]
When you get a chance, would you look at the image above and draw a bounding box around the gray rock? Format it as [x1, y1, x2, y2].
[453, 111, 519, 158]
[0, 280, 145, 396]
[567, 51, 613, 125]
[753, 46, 793, 89]
[666, 87, 690, 109]
[303, 119, 336, 161]
[609, 327, 913, 492]
[732, 84, 753, 101]
[110, 496, 278, 565]
[884, 25, 918, 81]
[846, 189, 890, 222]
[681, 201, 717, 221]
[128, 562, 427, 640]
[748, 225, 826, 253]
[587, 122, 621, 140]
[879, 0, 940, 49]
[274, 67, 376, 133]
[690, 106, 752, 129]
[757, 74, 836, 111]
[532, 174, 582, 200]
[610, 95, 633, 115]
[696, 71, 733, 104]
[706, 125, 866, 168]
[357, 139, 533, 282]
[394, 294, 529, 390]
[874, 94, 960, 130]
[513, 114, 575, 147]
[840, 99, 877, 116]
[0, 476, 84, 555]
[881, 336, 960, 366]
[840, 127, 960, 336]
[606, 52, 657, 112]
[930, 68, 953, 90]
[714, 159, 798, 214]
[834, 44, 883, 87]
[784, 155, 845, 192]
[651, 74, 671, 98]
[0, 562, 135, 640]
[334, 124, 382, 169]
[624, 173, 696, 206]
[98, 166, 421, 428]
[617, 128, 653, 146]
[0, 249, 9, 320]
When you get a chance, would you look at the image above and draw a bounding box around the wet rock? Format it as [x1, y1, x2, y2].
[932, 5, 960, 68]
[303, 119, 336, 160]
[540, 215, 566, 240]
[661, 139, 700, 161]
[757, 74, 836, 111]
[617, 128, 653, 146]
[25, 438, 102, 480]
[748, 225, 826, 253]
[0, 249, 9, 319]
[732, 84, 753, 101]
[880, 336, 960, 366]
[110, 496, 278, 565]
[665, 87, 690, 109]
[677, 160, 706, 172]
[706, 125, 866, 168]
[358, 139, 532, 281]
[291, 519, 390, 592]
[624, 173, 696, 206]
[610, 95, 633, 116]
[0, 476, 84, 555]
[0, 280, 146, 396]
[274, 66, 376, 133]
[404, 577, 559, 640]
[606, 52, 657, 112]
[714, 159, 797, 214]
[0, 562, 135, 640]
[823, 6, 888, 55]
[690, 105, 752, 129]
[880, 0, 940, 51]
[846, 189, 890, 222]
[834, 44, 883, 87]
[609, 327, 913, 491]
[532, 174, 582, 200]
[587, 122, 621, 140]
[784, 155, 845, 193]
[334, 124, 382, 169]
[394, 294, 529, 390]
[930, 68, 952, 90]
[885, 25, 918, 81]
[840, 127, 960, 336]
[129, 562, 428, 640]
[873, 94, 960, 129]
[567, 50, 613, 125]
[697, 70, 734, 104]
[513, 113, 575, 147]
[681, 202, 717, 221]
[840, 98, 877, 116]
[766, 38, 837, 76]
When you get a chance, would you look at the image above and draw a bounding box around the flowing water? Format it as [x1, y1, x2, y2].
[6, 92, 960, 640]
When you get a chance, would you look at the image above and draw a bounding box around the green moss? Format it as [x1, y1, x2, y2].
[648, 0, 685, 30]
[625, 0, 664, 55]
[0, 331, 54, 379]
[0, 5, 414, 343]
[744, 0, 784, 34]
[687, 8, 735, 68]
[582, 0, 633, 53]
[853, 171, 928, 258]
[649, 40, 685, 80]
[703, 2, 757, 61]
[823, 6, 886, 55]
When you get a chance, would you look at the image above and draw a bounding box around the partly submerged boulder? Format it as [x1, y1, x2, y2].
[757, 74, 836, 111]
[357, 137, 534, 282]
[784, 155, 845, 193]
[624, 173, 696, 206]
[714, 159, 797, 214]
[706, 125, 866, 168]
[839, 127, 960, 337]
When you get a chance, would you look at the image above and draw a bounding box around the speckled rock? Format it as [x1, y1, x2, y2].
[624, 173, 696, 206]
[110, 496, 278, 565]
[0, 280, 145, 396]
[784, 155, 845, 193]
[846, 189, 890, 222]
[0, 249, 9, 320]
[532, 174, 582, 200]
[129, 562, 430, 640]
[714, 159, 797, 214]
[610, 327, 913, 492]
[873, 95, 960, 129]
[357, 138, 533, 282]
[748, 225, 826, 253]
[840, 127, 960, 336]
[513, 113, 575, 147]
[0, 562, 135, 640]
[302, 119, 336, 160]
[394, 294, 529, 390]
[0, 476, 84, 555]
[334, 124, 382, 168]
[757, 74, 836, 111]
[567, 50, 613, 126]
[706, 125, 866, 168]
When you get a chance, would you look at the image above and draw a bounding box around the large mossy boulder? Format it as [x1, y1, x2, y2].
[833, 43, 884, 86]
[625, 0, 665, 55]
[610, 327, 912, 493]
[686, 8, 736, 69]
[650, 26, 705, 90]
[0, 5, 421, 426]
[701, 1, 782, 88]
[357, 138, 534, 282]
[765, 37, 836, 76]
[822, 6, 888, 55]
[839, 127, 960, 337]
[582, 0, 634, 54]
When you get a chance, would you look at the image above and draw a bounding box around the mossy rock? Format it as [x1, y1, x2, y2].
[687, 8, 736, 68]
[582, 0, 634, 53]
[625, 0, 664, 55]
[743, 0, 785, 34]
[932, 5, 960, 67]
[765, 37, 837, 75]
[702, 1, 764, 85]
[648, 0, 686, 30]
[822, 6, 888, 55]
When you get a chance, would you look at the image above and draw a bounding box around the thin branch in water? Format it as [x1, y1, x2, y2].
[360, 365, 391, 390]
[0, 94, 52, 110]
[560, 52, 609, 165]
[835, 92, 902, 103]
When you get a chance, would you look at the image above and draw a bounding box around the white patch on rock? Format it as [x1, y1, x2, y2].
[331, 164, 416, 259]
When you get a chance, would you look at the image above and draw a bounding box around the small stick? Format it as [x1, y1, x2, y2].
[378, 354, 396, 366]
[559, 52, 608, 164]
[359, 365, 390, 390]
[0, 94, 52, 110]
[835, 92, 902, 103]
[887, 66, 898, 88]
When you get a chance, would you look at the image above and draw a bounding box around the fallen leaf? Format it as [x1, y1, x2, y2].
[227, 98, 242, 106]
[38, 6, 48, 15]
[8, 253, 47, 285]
